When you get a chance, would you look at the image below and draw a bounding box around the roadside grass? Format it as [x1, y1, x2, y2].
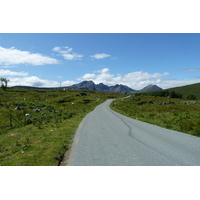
[110, 95, 200, 137]
[0, 115, 82, 166]
[0, 88, 122, 166]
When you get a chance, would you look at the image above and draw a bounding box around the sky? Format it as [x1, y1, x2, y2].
[0, 33, 200, 90]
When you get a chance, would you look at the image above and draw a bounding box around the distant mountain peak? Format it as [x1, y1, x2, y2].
[138, 84, 163, 93]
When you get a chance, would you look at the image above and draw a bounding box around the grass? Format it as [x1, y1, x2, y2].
[166, 82, 200, 99]
[0, 115, 82, 166]
[0, 87, 122, 166]
[110, 95, 200, 137]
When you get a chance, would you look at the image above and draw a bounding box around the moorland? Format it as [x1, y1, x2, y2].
[0, 87, 122, 166]
[1, 82, 200, 166]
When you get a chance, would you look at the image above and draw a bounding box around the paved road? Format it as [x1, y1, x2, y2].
[67, 99, 200, 166]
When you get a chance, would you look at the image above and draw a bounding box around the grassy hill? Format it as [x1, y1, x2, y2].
[165, 82, 200, 99]
[135, 82, 200, 100]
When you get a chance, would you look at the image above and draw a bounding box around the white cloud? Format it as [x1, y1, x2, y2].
[97, 68, 110, 73]
[0, 69, 28, 76]
[82, 73, 97, 79]
[0, 65, 17, 68]
[62, 53, 83, 60]
[0, 46, 59, 66]
[90, 53, 111, 59]
[62, 80, 76, 86]
[8, 76, 76, 88]
[183, 68, 200, 72]
[52, 46, 62, 52]
[53, 46, 83, 60]
[156, 78, 200, 89]
[78, 67, 195, 90]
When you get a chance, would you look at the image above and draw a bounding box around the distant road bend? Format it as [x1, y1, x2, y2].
[67, 99, 200, 166]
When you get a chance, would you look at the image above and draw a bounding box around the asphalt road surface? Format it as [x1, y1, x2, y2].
[67, 99, 200, 166]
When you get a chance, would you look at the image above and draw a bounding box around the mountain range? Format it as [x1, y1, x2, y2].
[13, 81, 163, 94]
[65, 81, 163, 94]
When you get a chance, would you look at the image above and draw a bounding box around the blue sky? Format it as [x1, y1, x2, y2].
[0, 33, 200, 90]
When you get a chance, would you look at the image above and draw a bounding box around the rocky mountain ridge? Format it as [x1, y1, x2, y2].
[13, 81, 163, 94]
[64, 81, 162, 94]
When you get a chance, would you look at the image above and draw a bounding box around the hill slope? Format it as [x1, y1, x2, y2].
[166, 82, 200, 99]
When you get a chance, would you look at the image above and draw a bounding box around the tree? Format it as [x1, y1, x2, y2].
[165, 91, 169, 97]
[0, 78, 10, 91]
[168, 90, 182, 99]
[169, 91, 176, 98]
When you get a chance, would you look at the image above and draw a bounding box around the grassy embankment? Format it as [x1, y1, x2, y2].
[111, 95, 200, 137]
[0, 88, 122, 166]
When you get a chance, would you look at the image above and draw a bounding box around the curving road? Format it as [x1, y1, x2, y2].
[67, 99, 200, 166]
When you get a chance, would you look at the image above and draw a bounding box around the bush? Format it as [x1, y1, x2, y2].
[187, 94, 197, 100]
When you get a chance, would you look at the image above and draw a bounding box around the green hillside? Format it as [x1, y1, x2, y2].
[166, 82, 200, 100]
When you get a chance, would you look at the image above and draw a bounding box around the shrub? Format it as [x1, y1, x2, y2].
[187, 94, 197, 100]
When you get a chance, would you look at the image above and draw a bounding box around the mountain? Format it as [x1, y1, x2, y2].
[96, 83, 110, 91]
[137, 84, 163, 93]
[65, 81, 135, 94]
[12, 81, 163, 94]
[69, 81, 96, 90]
[109, 84, 135, 94]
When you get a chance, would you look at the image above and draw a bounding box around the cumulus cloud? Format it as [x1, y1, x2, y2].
[78, 68, 170, 89]
[0, 46, 59, 66]
[0, 69, 28, 76]
[82, 73, 97, 80]
[53, 46, 83, 60]
[90, 53, 111, 59]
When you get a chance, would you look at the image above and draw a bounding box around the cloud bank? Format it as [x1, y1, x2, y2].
[0, 69, 28, 76]
[7, 76, 76, 88]
[78, 68, 172, 89]
[2, 66, 200, 90]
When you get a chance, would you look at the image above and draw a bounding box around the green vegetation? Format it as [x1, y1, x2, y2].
[166, 82, 200, 99]
[111, 95, 200, 137]
[135, 82, 200, 100]
[0, 87, 122, 166]
[135, 89, 183, 99]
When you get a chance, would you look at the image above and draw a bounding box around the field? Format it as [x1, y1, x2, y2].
[0, 88, 122, 166]
[111, 95, 200, 137]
